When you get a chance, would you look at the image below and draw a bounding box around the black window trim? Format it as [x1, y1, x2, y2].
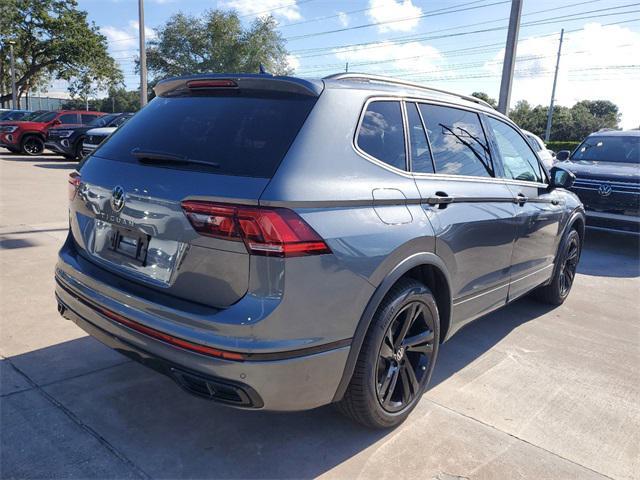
[483, 112, 549, 187]
[404, 100, 437, 174]
[354, 95, 545, 187]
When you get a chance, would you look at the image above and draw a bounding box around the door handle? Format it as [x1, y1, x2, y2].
[426, 191, 453, 208]
[515, 193, 528, 205]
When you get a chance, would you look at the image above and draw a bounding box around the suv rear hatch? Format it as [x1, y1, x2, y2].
[69, 75, 322, 308]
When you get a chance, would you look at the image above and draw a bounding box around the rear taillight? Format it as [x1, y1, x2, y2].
[181, 201, 331, 257]
[68, 172, 81, 201]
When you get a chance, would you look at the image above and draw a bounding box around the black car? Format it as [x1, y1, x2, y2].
[556, 130, 639, 234]
[46, 113, 132, 160]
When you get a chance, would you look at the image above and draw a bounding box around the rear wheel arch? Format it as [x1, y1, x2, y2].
[332, 252, 452, 402]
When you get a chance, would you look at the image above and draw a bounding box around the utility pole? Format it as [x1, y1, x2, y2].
[9, 40, 17, 110]
[345, 62, 349, 72]
[544, 29, 564, 142]
[497, 0, 522, 114]
[138, 0, 148, 108]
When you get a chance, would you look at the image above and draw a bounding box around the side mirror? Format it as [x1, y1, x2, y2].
[555, 150, 570, 161]
[52, 119, 62, 126]
[549, 166, 575, 189]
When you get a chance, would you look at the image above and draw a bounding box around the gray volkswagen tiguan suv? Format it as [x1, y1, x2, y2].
[55, 73, 585, 428]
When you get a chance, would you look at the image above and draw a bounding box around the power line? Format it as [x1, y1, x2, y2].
[237, 0, 315, 19]
[291, 6, 640, 59]
[279, 0, 490, 29]
[285, 0, 511, 41]
[290, 0, 613, 54]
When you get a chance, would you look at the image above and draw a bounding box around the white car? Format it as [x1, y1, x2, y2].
[82, 126, 117, 156]
[522, 130, 555, 169]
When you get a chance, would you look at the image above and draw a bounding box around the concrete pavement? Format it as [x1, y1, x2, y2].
[1, 152, 638, 479]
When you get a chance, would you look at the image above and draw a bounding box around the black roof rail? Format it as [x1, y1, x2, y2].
[323, 72, 494, 109]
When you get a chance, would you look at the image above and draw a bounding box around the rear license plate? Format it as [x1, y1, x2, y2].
[108, 226, 150, 266]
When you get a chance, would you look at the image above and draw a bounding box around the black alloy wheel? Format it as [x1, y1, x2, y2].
[559, 234, 579, 297]
[376, 300, 436, 412]
[22, 136, 44, 155]
[532, 228, 581, 305]
[338, 278, 440, 428]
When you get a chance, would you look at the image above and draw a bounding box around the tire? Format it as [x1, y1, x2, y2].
[74, 138, 85, 160]
[21, 135, 44, 156]
[337, 278, 440, 429]
[533, 228, 581, 305]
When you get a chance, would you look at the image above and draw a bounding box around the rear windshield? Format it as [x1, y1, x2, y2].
[93, 93, 316, 178]
[572, 135, 639, 163]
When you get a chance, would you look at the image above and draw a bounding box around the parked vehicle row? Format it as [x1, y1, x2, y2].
[0, 110, 104, 155]
[46, 112, 133, 160]
[0, 109, 132, 157]
[55, 73, 585, 429]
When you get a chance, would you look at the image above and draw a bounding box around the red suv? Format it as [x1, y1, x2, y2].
[0, 110, 105, 155]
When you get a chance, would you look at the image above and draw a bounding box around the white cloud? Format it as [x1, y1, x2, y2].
[222, 0, 302, 21]
[129, 20, 157, 40]
[367, 0, 422, 33]
[484, 23, 640, 129]
[338, 11, 350, 27]
[287, 54, 300, 72]
[333, 41, 442, 76]
[103, 25, 137, 49]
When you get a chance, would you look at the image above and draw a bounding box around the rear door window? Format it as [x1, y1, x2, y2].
[357, 100, 406, 170]
[406, 102, 434, 174]
[81, 114, 99, 124]
[487, 117, 544, 183]
[93, 93, 316, 178]
[418, 104, 493, 177]
[58, 113, 78, 124]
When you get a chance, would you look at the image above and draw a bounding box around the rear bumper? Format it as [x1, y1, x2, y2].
[54, 271, 351, 411]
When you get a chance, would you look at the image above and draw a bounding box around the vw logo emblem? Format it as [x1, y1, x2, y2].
[110, 185, 126, 212]
[598, 184, 612, 197]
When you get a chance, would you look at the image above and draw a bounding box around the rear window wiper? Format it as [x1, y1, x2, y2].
[131, 148, 220, 168]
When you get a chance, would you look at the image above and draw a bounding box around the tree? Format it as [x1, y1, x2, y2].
[508, 99, 621, 141]
[470, 92, 497, 108]
[61, 88, 141, 112]
[144, 10, 293, 83]
[0, 0, 122, 106]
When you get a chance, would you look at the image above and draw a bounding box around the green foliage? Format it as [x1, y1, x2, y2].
[61, 88, 140, 112]
[0, 0, 123, 105]
[546, 141, 580, 152]
[470, 92, 497, 108]
[144, 10, 293, 82]
[508, 99, 621, 142]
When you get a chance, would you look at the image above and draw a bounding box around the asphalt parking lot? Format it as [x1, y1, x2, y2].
[1, 151, 638, 480]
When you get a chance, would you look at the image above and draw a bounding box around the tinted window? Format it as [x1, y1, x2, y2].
[525, 133, 542, 152]
[110, 114, 133, 127]
[32, 111, 56, 122]
[81, 114, 99, 124]
[58, 113, 78, 124]
[357, 101, 406, 170]
[418, 104, 492, 177]
[572, 135, 639, 163]
[487, 117, 543, 183]
[88, 114, 117, 127]
[407, 102, 434, 174]
[95, 93, 316, 178]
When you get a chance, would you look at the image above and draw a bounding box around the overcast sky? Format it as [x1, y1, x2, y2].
[63, 0, 640, 128]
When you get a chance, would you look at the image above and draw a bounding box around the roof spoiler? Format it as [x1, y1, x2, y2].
[154, 74, 324, 98]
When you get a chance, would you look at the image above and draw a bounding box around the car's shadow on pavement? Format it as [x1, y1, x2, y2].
[578, 228, 639, 278]
[2, 228, 635, 478]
